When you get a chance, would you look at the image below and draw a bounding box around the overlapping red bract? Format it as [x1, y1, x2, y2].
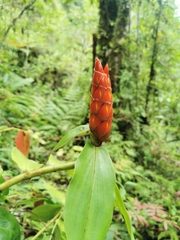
[89, 58, 113, 146]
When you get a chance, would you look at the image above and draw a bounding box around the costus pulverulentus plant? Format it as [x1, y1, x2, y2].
[0, 57, 134, 240]
[89, 58, 113, 146]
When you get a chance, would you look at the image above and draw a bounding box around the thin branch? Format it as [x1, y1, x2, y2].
[1, 0, 37, 45]
[0, 127, 22, 133]
[0, 162, 75, 192]
[32, 212, 61, 240]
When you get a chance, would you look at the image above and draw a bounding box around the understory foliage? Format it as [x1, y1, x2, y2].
[0, 0, 180, 239]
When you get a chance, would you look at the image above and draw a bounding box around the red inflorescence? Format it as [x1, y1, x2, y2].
[89, 58, 113, 146]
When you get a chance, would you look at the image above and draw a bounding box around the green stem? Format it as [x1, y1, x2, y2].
[0, 127, 22, 133]
[0, 162, 75, 192]
[32, 212, 61, 240]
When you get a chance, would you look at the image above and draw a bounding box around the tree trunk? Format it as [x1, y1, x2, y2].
[94, 0, 130, 93]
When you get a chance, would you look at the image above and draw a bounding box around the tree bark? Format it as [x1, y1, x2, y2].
[95, 0, 130, 93]
[145, 0, 162, 113]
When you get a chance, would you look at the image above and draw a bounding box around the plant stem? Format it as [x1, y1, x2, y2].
[0, 127, 22, 133]
[32, 212, 61, 240]
[0, 162, 75, 192]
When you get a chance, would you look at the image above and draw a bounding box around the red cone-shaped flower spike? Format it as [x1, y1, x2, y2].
[89, 58, 113, 146]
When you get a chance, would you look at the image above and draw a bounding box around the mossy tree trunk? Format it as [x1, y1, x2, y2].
[94, 0, 130, 93]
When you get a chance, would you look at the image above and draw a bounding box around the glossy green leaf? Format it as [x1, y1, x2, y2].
[64, 142, 115, 240]
[31, 204, 61, 221]
[115, 185, 135, 240]
[52, 125, 89, 152]
[11, 147, 43, 171]
[0, 207, 21, 240]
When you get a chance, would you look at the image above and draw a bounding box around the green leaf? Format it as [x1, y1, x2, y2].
[52, 125, 89, 152]
[12, 77, 34, 89]
[54, 219, 66, 240]
[0, 207, 21, 240]
[47, 154, 67, 166]
[31, 204, 61, 221]
[54, 225, 61, 240]
[11, 147, 43, 171]
[64, 142, 115, 240]
[44, 183, 65, 205]
[5, 72, 34, 91]
[48, 154, 61, 165]
[115, 185, 135, 240]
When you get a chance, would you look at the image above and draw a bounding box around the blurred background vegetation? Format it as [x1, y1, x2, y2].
[0, 0, 180, 239]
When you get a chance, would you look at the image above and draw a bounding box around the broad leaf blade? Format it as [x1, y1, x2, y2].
[115, 184, 135, 240]
[11, 147, 42, 171]
[52, 125, 89, 152]
[64, 142, 115, 240]
[0, 207, 21, 240]
[31, 204, 61, 221]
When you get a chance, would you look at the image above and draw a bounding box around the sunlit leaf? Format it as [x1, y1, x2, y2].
[11, 147, 42, 171]
[12, 77, 34, 90]
[48, 154, 62, 165]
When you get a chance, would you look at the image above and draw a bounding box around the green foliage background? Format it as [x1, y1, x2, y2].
[0, 0, 180, 239]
